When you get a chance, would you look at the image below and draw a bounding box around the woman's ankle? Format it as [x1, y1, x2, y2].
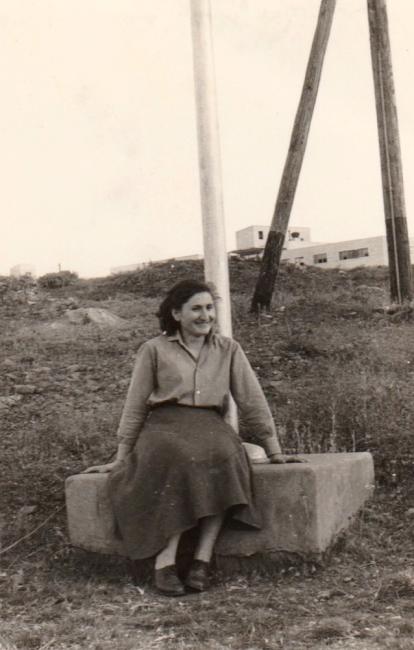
[192, 552, 212, 564]
[155, 550, 177, 570]
[154, 533, 181, 570]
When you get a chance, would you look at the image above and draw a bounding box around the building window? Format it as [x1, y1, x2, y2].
[339, 248, 369, 260]
[313, 253, 327, 264]
[258, 230, 264, 240]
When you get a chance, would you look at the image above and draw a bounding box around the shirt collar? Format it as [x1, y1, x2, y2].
[167, 330, 184, 344]
[166, 327, 218, 345]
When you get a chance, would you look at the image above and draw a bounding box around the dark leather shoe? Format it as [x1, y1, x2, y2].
[155, 565, 185, 597]
[185, 560, 210, 592]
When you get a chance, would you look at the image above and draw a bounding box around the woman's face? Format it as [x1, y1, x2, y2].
[172, 291, 216, 339]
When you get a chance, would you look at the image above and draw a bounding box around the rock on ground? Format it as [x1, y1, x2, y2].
[62, 308, 125, 327]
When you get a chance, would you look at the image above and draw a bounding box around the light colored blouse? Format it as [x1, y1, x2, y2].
[116, 330, 282, 456]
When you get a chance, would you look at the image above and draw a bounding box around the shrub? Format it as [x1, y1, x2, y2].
[38, 270, 79, 289]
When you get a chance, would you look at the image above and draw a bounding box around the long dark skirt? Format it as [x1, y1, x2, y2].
[107, 404, 260, 560]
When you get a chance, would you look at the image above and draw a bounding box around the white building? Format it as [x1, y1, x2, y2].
[234, 226, 414, 269]
[10, 264, 36, 278]
[280, 235, 389, 268]
[236, 225, 311, 251]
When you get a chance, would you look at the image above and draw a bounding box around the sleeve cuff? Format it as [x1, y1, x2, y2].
[263, 437, 282, 456]
[116, 437, 136, 450]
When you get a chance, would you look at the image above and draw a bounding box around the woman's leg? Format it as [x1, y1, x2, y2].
[185, 514, 224, 592]
[193, 514, 225, 563]
[155, 532, 181, 569]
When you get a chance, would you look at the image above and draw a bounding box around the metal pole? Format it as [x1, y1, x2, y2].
[190, 0, 238, 429]
[367, 0, 412, 303]
[189, 0, 232, 337]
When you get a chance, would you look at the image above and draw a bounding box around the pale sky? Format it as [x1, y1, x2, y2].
[1, 0, 413, 278]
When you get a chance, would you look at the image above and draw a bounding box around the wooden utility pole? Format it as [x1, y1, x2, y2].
[367, 0, 412, 303]
[251, 0, 336, 312]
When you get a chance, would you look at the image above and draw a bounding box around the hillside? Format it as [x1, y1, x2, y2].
[1, 260, 414, 650]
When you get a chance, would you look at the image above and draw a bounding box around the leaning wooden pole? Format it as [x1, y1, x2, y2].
[190, 0, 233, 334]
[251, 0, 336, 312]
[367, 0, 412, 303]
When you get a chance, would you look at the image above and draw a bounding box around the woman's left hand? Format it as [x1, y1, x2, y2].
[268, 454, 306, 464]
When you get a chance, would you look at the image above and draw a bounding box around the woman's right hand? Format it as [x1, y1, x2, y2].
[83, 459, 125, 474]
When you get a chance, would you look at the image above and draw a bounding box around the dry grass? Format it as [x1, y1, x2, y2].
[376, 569, 414, 602]
[2, 262, 414, 648]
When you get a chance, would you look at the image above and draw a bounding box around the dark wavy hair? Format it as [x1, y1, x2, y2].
[157, 279, 214, 335]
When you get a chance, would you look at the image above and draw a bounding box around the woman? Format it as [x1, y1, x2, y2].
[85, 279, 296, 596]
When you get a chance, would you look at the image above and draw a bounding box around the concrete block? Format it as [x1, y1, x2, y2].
[65, 473, 125, 556]
[217, 452, 374, 558]
[65, 452, 374, 559]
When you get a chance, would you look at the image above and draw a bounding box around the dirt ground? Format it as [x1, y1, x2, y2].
[2, 490, 414, 649]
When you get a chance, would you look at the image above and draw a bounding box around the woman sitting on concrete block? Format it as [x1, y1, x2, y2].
[84, 279, 300, 596]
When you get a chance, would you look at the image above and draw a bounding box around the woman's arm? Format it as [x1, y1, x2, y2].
[83, 342, 156, 473]
[115, 342, 156, 447]
[230, 342, 280, 454]
[230, 341, 298, 463]
[230, 341, 303, 463]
